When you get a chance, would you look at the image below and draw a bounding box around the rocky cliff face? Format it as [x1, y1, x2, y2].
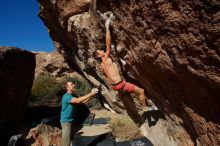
[37, 0, 220, 145]
[34, 51, 76, 80]
[0, 47, 36, 145]
[19, 124, 61, 146]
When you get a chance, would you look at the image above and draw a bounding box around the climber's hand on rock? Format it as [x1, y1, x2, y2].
[105, 19, 111, 29]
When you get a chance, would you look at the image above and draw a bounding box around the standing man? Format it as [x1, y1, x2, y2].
[94, 15, 149, 112]
[60, 81, 98, 146]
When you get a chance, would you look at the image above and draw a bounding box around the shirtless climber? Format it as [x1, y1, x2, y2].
[94, 14, 150, 112]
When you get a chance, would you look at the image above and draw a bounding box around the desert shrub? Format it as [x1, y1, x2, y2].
[109, 114, 141, 141]
[31, 73, 56, 97]
[30, 73, 64, 105]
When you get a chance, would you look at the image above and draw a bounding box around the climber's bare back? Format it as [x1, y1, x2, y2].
[101, 57, 122, 84]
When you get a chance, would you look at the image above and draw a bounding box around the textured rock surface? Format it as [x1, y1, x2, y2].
[0, 47, 36, 145]
[21, 123, 61, 146]
[34, 51, 76, 80]
[37, 0, 220, 145]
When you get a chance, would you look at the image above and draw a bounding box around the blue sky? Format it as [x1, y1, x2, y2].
[0, 0, 54, 52]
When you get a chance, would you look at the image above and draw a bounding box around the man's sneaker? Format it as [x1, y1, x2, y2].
[142, 106, 156, 113]
[147, 99, 154, 106]
[143, 107, 154, 112]
[147, 107, 155, 111]
[152, 105, 158, 110]
[147, 99, 158, 111]
[143, 107, 148, 112]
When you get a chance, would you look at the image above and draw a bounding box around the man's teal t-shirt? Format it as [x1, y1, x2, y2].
[60, 93, 76, 123]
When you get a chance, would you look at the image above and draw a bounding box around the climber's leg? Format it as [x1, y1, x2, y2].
[133, 85, 148, 110]
[123, 82, 148, 110]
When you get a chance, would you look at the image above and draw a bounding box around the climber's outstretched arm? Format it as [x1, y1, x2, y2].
[104, 20, 111, 60]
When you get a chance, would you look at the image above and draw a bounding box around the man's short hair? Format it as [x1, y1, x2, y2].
[66, 81, 72, 90]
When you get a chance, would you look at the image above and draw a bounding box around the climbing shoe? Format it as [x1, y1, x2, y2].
[142, 107, 149, 112]
[143, 106, 155, 113]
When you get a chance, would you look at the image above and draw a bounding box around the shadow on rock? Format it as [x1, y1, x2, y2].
[73, 133, 114, 146]
[115, 137, 154, 146]
[142, 110, 166, 127]
[73, 133, 154, 146]
[25, 106, 61, 128]
[92, 118, 108, 125]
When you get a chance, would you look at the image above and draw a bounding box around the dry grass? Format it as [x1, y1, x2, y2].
[91, 110, 142, 141]
[109, 114, 142, 141]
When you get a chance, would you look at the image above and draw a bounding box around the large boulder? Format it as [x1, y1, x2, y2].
[37, 0, 220, 145]
[0, 47, 36, 145]
[20, 123, 61, 146]
[34, 51, 77, 80]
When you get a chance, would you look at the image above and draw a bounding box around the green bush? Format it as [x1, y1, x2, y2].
[31, 73, 56, 97]
[30, 73, 64, 106]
